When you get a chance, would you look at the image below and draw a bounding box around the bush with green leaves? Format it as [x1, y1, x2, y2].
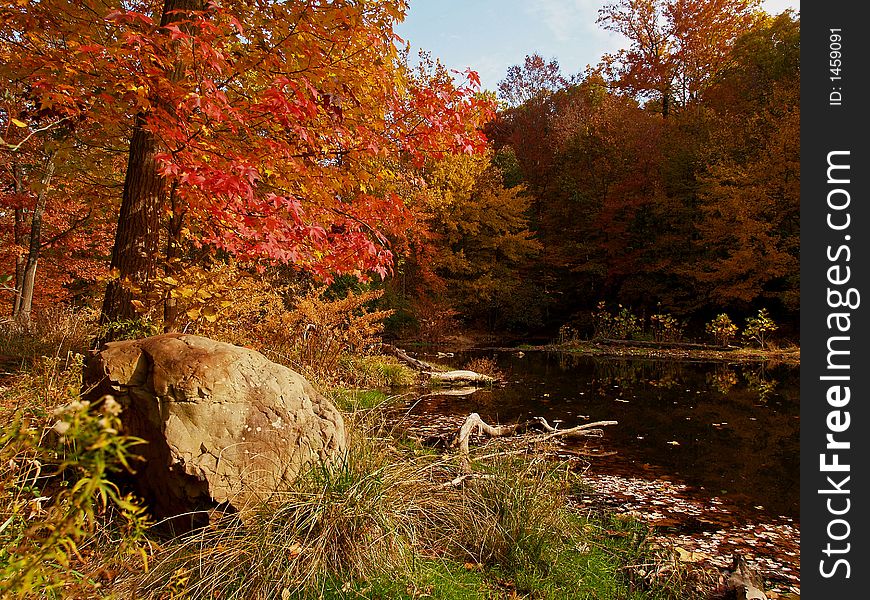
[742, 308, 778, 349]
[705, 313, 738, 346]
[0, 394, 150, 598]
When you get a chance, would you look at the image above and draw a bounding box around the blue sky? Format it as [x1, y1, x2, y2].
[396, 0, 801, 93]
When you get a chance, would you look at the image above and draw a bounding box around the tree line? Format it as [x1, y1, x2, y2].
[388, 2, 800, 338]
[1, 0, 799, 342]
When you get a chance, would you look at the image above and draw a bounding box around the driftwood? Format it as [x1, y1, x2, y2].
[427, 369, 495, 384]
[451, 413, 617, 472]
[418, 386, 480, 398]
[382, 344, 496, 386]
[385, 344, 434, 371]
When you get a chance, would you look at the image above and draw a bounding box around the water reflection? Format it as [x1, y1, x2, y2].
[413, 350, 800, 520]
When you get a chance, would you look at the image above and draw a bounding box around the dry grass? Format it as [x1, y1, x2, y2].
[126, 410, 453, 598]
[463, 356, 504, 379]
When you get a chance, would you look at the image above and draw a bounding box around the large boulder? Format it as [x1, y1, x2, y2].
[84, 334, 346, 519]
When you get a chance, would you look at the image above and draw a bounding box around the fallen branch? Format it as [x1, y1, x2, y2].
[383, 344, 434, 371]
[382, 344, 496, 386]
[427, 369, 495, 385]
[450, 412, 617, 472]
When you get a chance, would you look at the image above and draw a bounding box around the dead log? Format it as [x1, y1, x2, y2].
[450, 412, 617, 472]
[427, 369, 495, 385]
[383, 343, 435, 371]
[382, 344, 496, 386]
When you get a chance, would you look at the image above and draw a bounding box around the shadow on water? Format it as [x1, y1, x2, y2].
[412, 350, 799, 520]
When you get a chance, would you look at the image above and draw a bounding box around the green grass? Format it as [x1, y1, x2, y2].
[338, 355, 417, 387]
[327, 388, 392, 412]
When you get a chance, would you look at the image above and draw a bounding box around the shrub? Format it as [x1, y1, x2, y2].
[266, 286, 394, 381]
[463, 356, 503, 379]
[0, 393, 149, 597]
[592, 302, 643, 340]
[557, 324, 579, 345]
[705, 313, 738, 346]
[742, 308, 777, 349]
[650, 313, 684, 343]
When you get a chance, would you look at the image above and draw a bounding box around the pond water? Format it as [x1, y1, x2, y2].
[410, 350, 800, 521]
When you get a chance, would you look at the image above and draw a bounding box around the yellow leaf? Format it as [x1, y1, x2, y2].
[675, 547, 710, 563]
[11, 118, 27, 127]
[186, 307, 201, 319]
[130, 300, 146, 313]
[202, 306, 218, 322]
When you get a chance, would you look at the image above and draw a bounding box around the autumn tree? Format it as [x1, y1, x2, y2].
[3, 1, 493, 331]
[692, 12, 800, 310]
[1, 3, 123, 324]
[597, 0, 761, 117]
[497, 53, 566, 108]
[484, 9, 799, 331]
[424, 152, 541, 330]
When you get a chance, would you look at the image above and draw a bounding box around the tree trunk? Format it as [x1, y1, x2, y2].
[99, 0, 203, 336]
[99, 115, 164, 328]
[16, 151, 58, 328]
[163, 182, 185, 331]
[11, 163, 25, 316]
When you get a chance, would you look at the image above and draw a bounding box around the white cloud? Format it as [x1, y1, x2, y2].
[524, 0, 601, 43]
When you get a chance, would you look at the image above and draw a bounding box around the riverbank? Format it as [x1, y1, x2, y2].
[417, 336, 800, 365]
[0, 315, 792, 599]
[397, 329, 801, 365]
[397, 397, 800, 599]
[549, 340, 800, 364]
[1, 332, 706, 599]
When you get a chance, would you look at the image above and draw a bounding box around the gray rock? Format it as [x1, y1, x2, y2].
[84, 334, 346, 518]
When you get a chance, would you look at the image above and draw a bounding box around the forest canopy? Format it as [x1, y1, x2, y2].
[1, 0, 800, 340]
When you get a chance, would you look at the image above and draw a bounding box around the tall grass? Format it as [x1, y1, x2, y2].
[0, 306, 96, 363]
[128, 410, 450, 599]
[128, 409, 697, 600]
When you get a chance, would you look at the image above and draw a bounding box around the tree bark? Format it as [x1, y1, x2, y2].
[16, 151, 58, 328]
[11, 162, 25, 316]
[99, 0, 203, 336]
[163, 182, 185, 331]
[99, 114, 164, 328]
